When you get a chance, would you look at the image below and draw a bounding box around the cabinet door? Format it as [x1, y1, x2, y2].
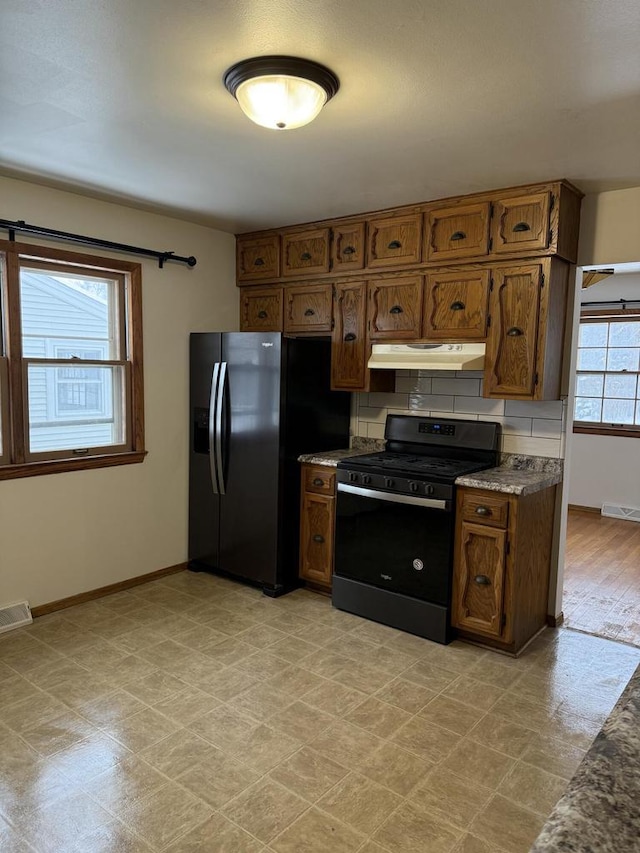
[284, 284, 333, 333]
[282, 228, 330, 277]
[237, 235, 280, 282]
[240, 287, 283, 331]
[484, 265, 542, 398]
[426, 203, 490, 262]
[368, 276, 423, 340]
[452, 520, 507, 638]
[331, 222, 366, 272]
[491, 192, 551, 255]
[331, 281, 368, 390]
[299, 492, 335, 587]
[424, 270, 489, 340]
[367, 214, 422, 268]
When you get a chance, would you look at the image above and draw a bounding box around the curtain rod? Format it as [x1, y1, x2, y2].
[581, 298, 640, 307]
[0, 218, 197, 268]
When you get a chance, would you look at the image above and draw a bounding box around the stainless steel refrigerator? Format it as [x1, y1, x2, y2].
[188, 332, 350, 595]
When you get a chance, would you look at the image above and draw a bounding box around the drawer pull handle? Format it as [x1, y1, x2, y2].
[475, 505, 492, 516]
[450, 301, 465, 311]
[389, 305, 404, 315]
[342, 246, 356, 255]
[304, 308, 315, 316]
[507, 327, 523, 337]
[474, 574, 491, 585]
[450, 231, 466, 241]
[300, 252, 312, 261]
[257, 310, 268, 319]
[344, 332, 356, 342]
[313, 534, 325, 543]
[387, 240, 402, 250]
[253, 257, 265, 266]
[312, 478, 324, 486]
[513, 222, 531, 232]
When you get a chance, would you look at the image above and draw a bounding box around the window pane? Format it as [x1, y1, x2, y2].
[577, 348, 606, 370]
[609, 321, 640, 347]
[606, 348, 640, 372]
[20, 267, 120, 360]
[575, 373, 604, 396]
[27, 364, 126, 453]
[602, 398, 635, 425]
[578, 323, 608, 347]
[575, 397, 602, 422]
[604, 374, 637, 399]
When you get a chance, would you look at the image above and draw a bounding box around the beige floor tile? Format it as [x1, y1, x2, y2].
[402, 659, 460, 692]
[423, 641, 488, 674]
[267, 635, 318, 663]
[490, 692, 558, 731]
[441, 739, 516, 789]
[172, 623, 229, 651]
[221, 778, 308, 844]
[19, 710, 98, 758]
[178, 748, 260, 808]
[310, 720, 384, 769]
[325, 635, 381, 662]
[418, 695, 486, 735]
[332, 661, 395, 695]
[296, 622, 349, 647]
[121, 782, 213, 850]
[374, 677, 437, 714]
[470, 794, 545, 853]
[0, 819, 43, 853]
[16, 789, 115, 853]
[188, 704, 258, 751]
[269, 746, 348, 802]
[452, 833, 506, 853]
[520, 732, 587, 779]
[266, 613, 314, 635]
[0, 758, 77, 824]
[466, 713, 535, 758]
[231, 723, 303, 774]
[2, 676, 43, 706]
[498, 761, 568, 816]
[234, 651, 292, 681]
[318, 772, 403, 834]
[271, 806, 363, 853]
[236, 623, 289, 649]
[23, 659, 88, 691]
[1, 641, 66, 675]
[391, 716, 461, 763]
[196, 665, 258, 701]
[345, 696, 412, 737]
[466, 658, 523, 689]
[409, 768, 493, 830]
[265, 666, 326, 699]
[0, 692, 67, 733]
[441, 675, 504, 712]
[123, 670, 187, 705]
[164, 812, 263, 853]
[304, 648, 354, 678]
[48, 730, 131, 785]
[139, 728, 217, 778]
[303, 680, 368, 716]
[373, 800, 462, 853]
[82, 754, 167, 815]
[227, 682, 296, 722]
[75, 689, 148, 728]
[359, 742, 433, 796]
[267, 700, 335, 743]
[151, 685, 218, 726]
[541, 708, 602, 751]
[67, 818, 155, 852]
[358, 843, 390, 853]
[107, 706, 181, 752]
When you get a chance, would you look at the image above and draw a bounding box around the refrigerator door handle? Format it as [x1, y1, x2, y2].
[208, 362, 221, 494]
[215, 361, 227, 495]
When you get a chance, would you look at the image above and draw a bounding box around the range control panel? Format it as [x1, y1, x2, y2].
[336, 468, 453, 501]
[418, 422, 455, 436]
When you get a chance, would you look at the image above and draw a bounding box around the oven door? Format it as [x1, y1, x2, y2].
[334, 483, 454, 604]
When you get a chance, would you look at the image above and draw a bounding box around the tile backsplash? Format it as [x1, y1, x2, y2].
[352, 370, 567, 458]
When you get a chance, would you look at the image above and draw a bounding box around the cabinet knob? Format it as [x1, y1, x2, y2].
[257, 310, 268, 319]
[387, 240, 402, 250]
[389, 305, 404, 315]
[342, 246, 356, 255]
[300, 252, 312, 261]
[475, 505, 492, 516]
[450, 301, 465, 311]
[304, 308, 315, 316]
[450, 231, 466, 241]
[513, 222, 531, 232]
[253, 257, 265, 266]
[344, 332, 356, 342]
[474, 574, 491, 585]
[312, 478, 324, 486]
[313, 534, 325, 543]
[506, 327, 524, 337]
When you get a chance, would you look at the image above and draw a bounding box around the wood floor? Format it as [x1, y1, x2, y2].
[563, 509, 640, 646]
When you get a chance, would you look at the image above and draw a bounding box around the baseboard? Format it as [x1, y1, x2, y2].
[568, 504, 600, 514]
[31, 562, 188, 618]
[547, 612, 564, 628]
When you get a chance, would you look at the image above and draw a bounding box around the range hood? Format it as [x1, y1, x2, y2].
[368, 343, 486, 371]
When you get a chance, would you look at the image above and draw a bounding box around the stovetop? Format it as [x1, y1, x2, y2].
[340, 451, 492, 480]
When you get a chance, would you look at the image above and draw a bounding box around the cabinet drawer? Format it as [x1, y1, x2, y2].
[426, 203, 490, 262]
[303, 466, 336, 495]
[284, 284, 333, 333]
[424, 270, 489, 340]
[282, 228, 330, 277]
[237, 235, 280, 282]
[368, 276, 423, 340]
[367, 214, 422, 268]
[331, 222, 366, 271]
[460, 492, 509, 528]
[491, 192, 551, 255]
[240, 287, 283, 331]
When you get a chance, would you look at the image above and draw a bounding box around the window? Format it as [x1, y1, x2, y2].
[573, 309, 640, 438]
[0, 241, 145, 478]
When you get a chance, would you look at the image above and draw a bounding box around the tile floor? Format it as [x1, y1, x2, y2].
[1, 570, 639, 853]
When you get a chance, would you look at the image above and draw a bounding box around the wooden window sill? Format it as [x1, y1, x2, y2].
[0, 450, 147, 481]
[573, 425, 640, 439]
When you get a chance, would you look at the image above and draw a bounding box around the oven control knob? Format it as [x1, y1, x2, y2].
[349, 472, 359, 483]
[362, 475, 372, 485]
[409, 481, 419, 493]
[385, 478, 395, 489]
[426, 485, 435, 496]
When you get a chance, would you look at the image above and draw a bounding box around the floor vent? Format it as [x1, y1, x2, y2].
[601, 503, 640, 523]
[0, 601, 33, 634]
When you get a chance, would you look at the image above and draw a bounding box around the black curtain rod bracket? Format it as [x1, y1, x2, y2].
[0, 218, 197, 269]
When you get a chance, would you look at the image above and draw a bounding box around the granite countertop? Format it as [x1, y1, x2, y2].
[298, 448, 370, 467]
[530, 663, 640, 853]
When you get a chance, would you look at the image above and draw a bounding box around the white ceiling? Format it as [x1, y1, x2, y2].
[2, 0, 640, 234]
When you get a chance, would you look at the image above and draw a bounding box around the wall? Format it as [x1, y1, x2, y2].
[579, 187, 640, 267]
[0, 176, 236, 607]
[568, 273, 640, 509]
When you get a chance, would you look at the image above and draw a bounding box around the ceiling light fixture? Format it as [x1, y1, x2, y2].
[223, 55, 339, 131]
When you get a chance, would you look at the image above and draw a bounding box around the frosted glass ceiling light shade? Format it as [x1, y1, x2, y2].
[224, 56, 339, 131]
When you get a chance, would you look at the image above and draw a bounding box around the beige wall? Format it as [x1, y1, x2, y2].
[0, 176, 237, 607]
[579, 186, 640, 266]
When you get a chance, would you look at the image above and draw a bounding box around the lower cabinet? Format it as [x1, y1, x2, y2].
[452, 485, 557, 654]
[299, 464, 336, 590]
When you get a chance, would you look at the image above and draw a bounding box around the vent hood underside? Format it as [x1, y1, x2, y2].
[367, 343, 486, 371]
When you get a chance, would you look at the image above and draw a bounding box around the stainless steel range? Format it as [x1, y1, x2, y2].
[333, 415, 500, 644]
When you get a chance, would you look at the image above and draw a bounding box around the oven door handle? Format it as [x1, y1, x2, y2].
[338, 482, 450, 510]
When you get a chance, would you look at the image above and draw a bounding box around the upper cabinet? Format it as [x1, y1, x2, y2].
[368, 276, 423, 340]
[284, 283, 333, 333]
[237, 235, 280, 282]
[282, 227, 331, 277]
[331, 221, 366, 272]
[240, 287, 283, 331]
[367, 213, 422, 268]
[426, 202, 490, 262]
[424, 269, 490, 340]
[491, 192, 551, 255]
